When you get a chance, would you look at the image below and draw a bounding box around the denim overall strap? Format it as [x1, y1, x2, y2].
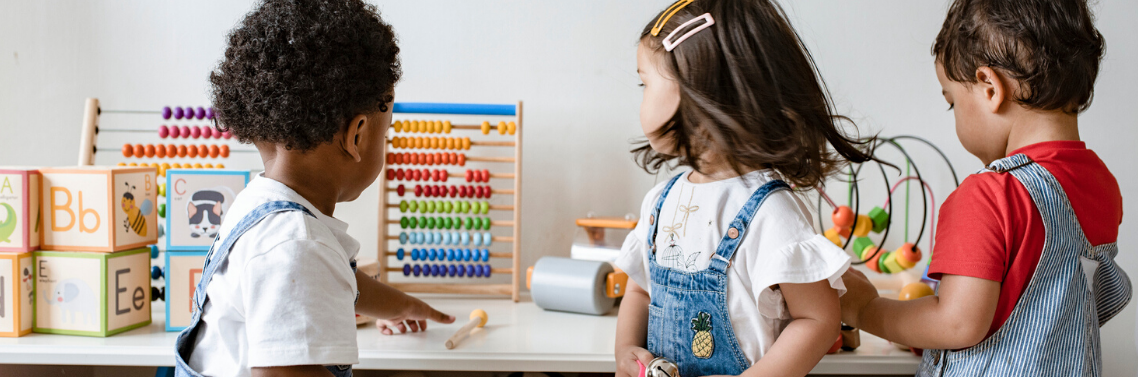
[175, 201, 353, 377]
[646, 173, 686, 250]
[645, 177, 788, 377]
[918, 154, 1129, 377]
[707, 180, 790, 274]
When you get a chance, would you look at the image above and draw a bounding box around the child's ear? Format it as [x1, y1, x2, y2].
[342, 114, 366, 163]
[975, 66, 1009, 113]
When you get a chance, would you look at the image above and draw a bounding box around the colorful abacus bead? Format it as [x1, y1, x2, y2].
[163, 106, 173, 120]
[481, 248, 490, 262]
[403, 264, 412, 276]
[397, 248, 405, 260]
[413, 264, 422, 276]
[174, 107, 185, 119]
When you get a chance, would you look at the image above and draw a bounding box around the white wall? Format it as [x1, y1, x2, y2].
[1, 0, 1135, 375]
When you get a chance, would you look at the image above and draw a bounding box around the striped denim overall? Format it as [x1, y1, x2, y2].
[174, 201, 354, 377]
[918, 154, 1131, 377]
[645, 173, 790, 377]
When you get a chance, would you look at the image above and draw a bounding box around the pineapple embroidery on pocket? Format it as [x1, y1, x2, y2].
[691, 312, 714, 359]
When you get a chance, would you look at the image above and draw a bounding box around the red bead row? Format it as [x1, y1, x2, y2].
[386, 168, 449, 182]
[386, 152, 466, 166]
[395, 184, 492, 199]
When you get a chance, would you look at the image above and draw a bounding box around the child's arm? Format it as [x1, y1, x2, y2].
[355, 271, 456, 334]
[840, 269, 1000, 349]
[726, 280, 840, 377]
[615, 280, 655, 377]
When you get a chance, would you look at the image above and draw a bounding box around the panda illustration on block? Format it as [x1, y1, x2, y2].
[186, 187, 234, 239]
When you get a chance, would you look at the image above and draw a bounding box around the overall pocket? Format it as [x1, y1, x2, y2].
[647, 304, 664, 355]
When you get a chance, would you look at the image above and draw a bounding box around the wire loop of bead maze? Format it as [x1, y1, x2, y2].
[378, 102, 523, 302]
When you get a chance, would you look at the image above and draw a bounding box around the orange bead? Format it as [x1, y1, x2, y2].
[457, 153, 466, 167]
[448, 153, 457, 165]
[412, 153, 421, 165]
[866, 248, 883, 273]
[155, 144, 167, 158]
[386, 153, 395, 165]
[198, 144, 209, 158]
[177, 145, 188, 157]
[832, 206, 854, 228]
[187, 145, 199, 158]
[121, 144, 132, 157]
[436, 153, 444, 166]
[898, 283, 934, 301]
[462, 137, 471, 150]
[144, 144, 156, 158]
[209, 145, 220, 158]
[219, 144, 229, 158]
[133, 144, 145, 158]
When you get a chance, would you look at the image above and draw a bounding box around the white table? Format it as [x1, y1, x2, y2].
[0, 295, 920, 374]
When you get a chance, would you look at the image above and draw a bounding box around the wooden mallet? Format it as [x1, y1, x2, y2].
[445, 309, 488, 350]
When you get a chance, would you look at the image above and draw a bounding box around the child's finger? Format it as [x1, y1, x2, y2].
[417, 319, 429, 331]
[427, 306, 456, 324]
[407, 320, 421, 333]
[377, 322, 395, 335]
[632, 347, 654, 364]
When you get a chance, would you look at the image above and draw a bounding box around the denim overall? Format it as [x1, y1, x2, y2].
[645, 173, 790, 377]
[174, 201, 354, 377]
[918, 154, 1132, 377]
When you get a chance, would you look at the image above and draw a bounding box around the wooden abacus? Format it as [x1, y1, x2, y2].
[77, 98, 249, 173]
[378, 102, 523, 302]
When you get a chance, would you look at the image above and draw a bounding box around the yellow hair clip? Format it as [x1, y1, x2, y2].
[651, 0, 695, 37]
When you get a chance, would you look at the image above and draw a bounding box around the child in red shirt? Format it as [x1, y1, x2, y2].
[839, 1, 1131, 376]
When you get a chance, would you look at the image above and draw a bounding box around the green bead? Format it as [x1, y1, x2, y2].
[459, 201, 469, 213]
[158, 203, 166, 218]
[426, 201, 436, 213]
[868, 206, 889, 233]
[483, 217, 491, 230]
[436, 216, 445, 229]
[436, 200, 445, 213]
[444, 201, 454, 213]
[418, 200, 427, 213]
[408, 201, 418, 213]
[409, 217, 419, 229]
[419, 216, 428, 229]
[481, 201, 490, 215]
[878, 251, 891, 273]
[465, 217, 474, 230]
[852, 237, 875, 257]
[400, 217, 409, 229]
[399, 200, 409, 213]
[445, 217, 454, 229]
[456, 217, 464, 229]
[427, 217, 436, 229]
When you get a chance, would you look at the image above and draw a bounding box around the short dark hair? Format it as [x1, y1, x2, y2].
[934, 0, 1104, 114]
[210, 0, 401, 151]
[634, 0, 875, 189]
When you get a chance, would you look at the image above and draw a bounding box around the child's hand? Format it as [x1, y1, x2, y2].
[377, 296, 456, 335]
[839, 268, 879, 328]
[616, 346, 653, 377]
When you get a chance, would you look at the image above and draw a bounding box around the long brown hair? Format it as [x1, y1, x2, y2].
[634, 0, 875, 188]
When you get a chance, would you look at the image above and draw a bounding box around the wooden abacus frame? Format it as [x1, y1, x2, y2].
[378, 102, 523, 302]
[77, 97, 238, 169]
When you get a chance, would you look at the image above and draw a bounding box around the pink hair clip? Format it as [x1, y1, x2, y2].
[663, 13, 715, 51]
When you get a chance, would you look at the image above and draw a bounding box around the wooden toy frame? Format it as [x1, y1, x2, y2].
[377, 102, 523, 302]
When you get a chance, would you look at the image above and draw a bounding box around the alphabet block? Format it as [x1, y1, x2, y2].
[40, 167, 158, 252]
[0, 252, 34, 337]
[34, 248, 151, 336]
[0, 168, 42, 253]
[165, 169, 249, 251]
[164, 251, 206, 331]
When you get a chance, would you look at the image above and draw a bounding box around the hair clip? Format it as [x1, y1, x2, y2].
[651, 0, 695, 37]
[663, 13, 715, 51]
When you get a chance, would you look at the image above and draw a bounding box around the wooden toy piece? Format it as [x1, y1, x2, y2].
[882, 251, 904, 273]
[840, 325, 861, 351]
[0, 252, 34, 337]
[445, 309, 488, 349]
[0, 168, 43, 252]
[832, 205, 854, 228]
[40, 166, 158, 252]
[164, 251, 207, 331]
[895, 242, 922, 269]
[823, 228, 842, 247]
[852, 237, 875, 257]
[899, 282, 935, 301]
[165, 169, 250, 251]
[860, 246, 882, 262]
[851, 214, 873, 237]
[865, 247, 884, 273]
[34, 248, 151, 337]
[867, 206, 889, 233]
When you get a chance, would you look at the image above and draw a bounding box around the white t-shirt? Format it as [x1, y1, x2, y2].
[614, 170, 850, 365]
[188, 174, 360, 377]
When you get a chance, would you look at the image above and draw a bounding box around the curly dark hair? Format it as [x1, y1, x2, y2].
[634, 0, 875, 189]
[934, 0, 1104, 114]
[210, 0, 401, 151]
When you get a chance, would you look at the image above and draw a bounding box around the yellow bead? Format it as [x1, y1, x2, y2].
[392, 120, 402, 133]
[161, 163, 171, 169]
[463, 137, 471, 150]
[498, 121, 507, 135]
[443, 120, 452, 134]
[117, 162, 126, 166]
[481, 121, 490, 135]
[823, 228, 842, 247]
[433, 120, 442, 133]
[128, 162, 137, 166]
[898, 283, 934, 301]
[428, 137, 438, 149]
[172, 163, 182, 168]
[216, 163, 225, 169]
[507, 121, 517, 135]
[410, 120, 418, 133]
[204, 163, 214, 168]
[192, 163, 203, 169]
[852, 214, 873, 237]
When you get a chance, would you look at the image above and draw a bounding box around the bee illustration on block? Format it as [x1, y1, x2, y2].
[122, 182, 153, 237]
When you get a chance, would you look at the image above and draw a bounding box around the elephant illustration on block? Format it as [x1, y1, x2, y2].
[43, 279, 97, 325]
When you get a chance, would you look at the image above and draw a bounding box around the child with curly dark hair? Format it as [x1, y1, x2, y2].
[613, 0, 876, 376]
[174, 1, 454, 376]
[840, 0, 1130, 376]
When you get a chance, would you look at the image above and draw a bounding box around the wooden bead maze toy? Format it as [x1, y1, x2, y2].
[378, 102, 523, 302]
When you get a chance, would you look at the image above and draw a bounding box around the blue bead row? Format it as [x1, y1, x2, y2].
[401, 263, 493, 278]
[398, 231, 494, 247]
[395, 248, 491, 262]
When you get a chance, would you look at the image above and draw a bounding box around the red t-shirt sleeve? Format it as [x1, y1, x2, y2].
[928, 175, 1008, 282]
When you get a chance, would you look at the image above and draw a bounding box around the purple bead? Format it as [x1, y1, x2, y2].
[413, 264, 422, 276]
[173, 107, 184, 120]
[206, 107, 215, 120]
[195, 106, 206, 120]
[162, 106, 172, 120]
[485, 264, 492, 278]
[457, 264, 465, 277]
[448, 265, 456, 277]
[402, 264, 411, 276]
[475, 265, 483, 278]
[430, 264, 439, 276]
[183, 107, 194, 119]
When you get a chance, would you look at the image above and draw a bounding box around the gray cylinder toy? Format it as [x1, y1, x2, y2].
[529, 257, 616, 315]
